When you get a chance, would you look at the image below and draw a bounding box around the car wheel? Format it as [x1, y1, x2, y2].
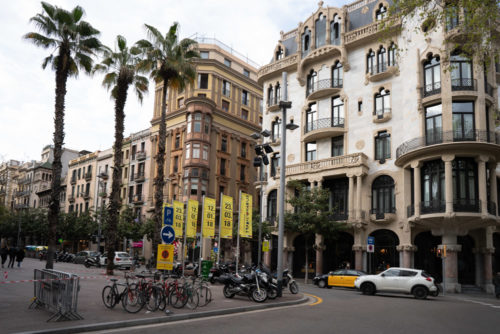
[413, 286, 428, 300]
[318, 280, 327, 289]
[361, 282, 375, 295]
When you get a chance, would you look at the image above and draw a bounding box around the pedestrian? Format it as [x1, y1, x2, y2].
[8, 246, 17, 268]
[16, 247, 25, 268]
[0, 244, 7, 268]
[493, 272, 500, 299]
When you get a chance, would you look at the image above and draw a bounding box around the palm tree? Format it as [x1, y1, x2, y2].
[24, 2, 101, 269]
[136, 23, 199, 254]
[94, 35, 149, 275]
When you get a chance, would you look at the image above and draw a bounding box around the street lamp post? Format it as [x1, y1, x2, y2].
[276, 71, 298, 297]
[96, 176, 105, 254]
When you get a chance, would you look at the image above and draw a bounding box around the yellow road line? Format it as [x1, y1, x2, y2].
[303, 292, 323, 306]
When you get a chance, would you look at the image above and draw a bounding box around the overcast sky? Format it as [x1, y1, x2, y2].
[0, 0, 351, 162]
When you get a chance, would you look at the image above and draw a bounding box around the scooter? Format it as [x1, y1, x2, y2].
[208, 263, 230, 283]
[219, 267, 268, 303]
[272, 268, 299, 294]
[84, 255, 101, 268]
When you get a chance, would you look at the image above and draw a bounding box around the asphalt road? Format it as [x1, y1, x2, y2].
[88, 283, 500, 334]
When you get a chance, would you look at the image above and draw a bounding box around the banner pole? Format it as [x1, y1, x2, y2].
[236, 190, 241, 276]
[199, 196, 206, 277]
[217, 192, 222, 266]
[182, 201, 187, 277]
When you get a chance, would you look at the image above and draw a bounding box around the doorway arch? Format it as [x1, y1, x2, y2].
[369, 229, 400, 273]
[458, 235, 475, 285]
[414, 231, 442, 282]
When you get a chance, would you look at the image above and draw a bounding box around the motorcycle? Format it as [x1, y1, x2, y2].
[84, 255, 101, 268]
[219, 268, 268, 303]
[272, 268, 299, 294]
[256, 268, 278, 299]
[208, 263, 230, 284]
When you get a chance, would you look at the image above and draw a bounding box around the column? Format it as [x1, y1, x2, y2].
[411, 162, 421, 217]
[264, 239, 272, 267]
[476, 155, 488, 215]
[315, 233, 324, 275]
[287, 247, 294, 272]
[439, 233, 462, 293]
[483, 248, 494, 293]
[490, 164, 498, 216]
[348, 174, 354, 221]
[442, 155, 454, 214]
[352, 245, 363, 271]
[473, 248, 482, 287]
[356, 174, 362, 221]
[396, 245, 415, 268]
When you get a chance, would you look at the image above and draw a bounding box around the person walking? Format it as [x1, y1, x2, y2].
[16, 247, 25, 268]
[0, 245, 7, 268]
[7, 246, 17, 268]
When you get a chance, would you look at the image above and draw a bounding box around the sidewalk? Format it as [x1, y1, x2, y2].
[0, 258, 307, 334]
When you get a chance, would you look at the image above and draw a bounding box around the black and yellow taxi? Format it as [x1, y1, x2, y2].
[313, 269, 367, 288]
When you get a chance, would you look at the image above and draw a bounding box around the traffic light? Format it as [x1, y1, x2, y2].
[437, 249, 442, 257]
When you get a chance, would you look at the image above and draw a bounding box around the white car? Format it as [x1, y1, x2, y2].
[99, 252, 133, 269]
[354, 267, 438, 299]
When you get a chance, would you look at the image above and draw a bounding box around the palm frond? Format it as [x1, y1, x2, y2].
[102, 72, 117, 90]
[53, 8, 73, 26]
[41, 55, 54, 69]
[75, 52, 94, 74]
[144, 24, 164, 45]
[29, 15, 56, 36]
[77, 21, 100, 38]
[23, 32, 57, 49]
[116, 35, 127, 52]
[40, 2, 56, 19]
[67, 56, 79, 78]
[71, 5, 84, 23]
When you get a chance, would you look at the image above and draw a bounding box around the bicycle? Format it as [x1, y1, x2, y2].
[102, 272, 139, 312]
[135, 273, 162, 312]
[193, 276, 213, 307]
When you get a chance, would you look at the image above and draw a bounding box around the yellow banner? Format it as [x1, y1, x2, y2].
[220, 195, 233, 239]
[173, 201, 184, 238]
[186, 199, 198, 238]
[202, 197, 216, 238]
[262, 240, 270, 252]
[157, 244, 174, 270]
[239, 193, 252, 238]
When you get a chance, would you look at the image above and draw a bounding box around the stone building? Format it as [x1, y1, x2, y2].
[258, 0, 500, 293]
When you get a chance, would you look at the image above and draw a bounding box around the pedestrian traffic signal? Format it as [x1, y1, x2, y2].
[437, 249, 442, 257]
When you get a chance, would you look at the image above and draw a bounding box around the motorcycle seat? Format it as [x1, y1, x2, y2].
[230, 276, 246, 284]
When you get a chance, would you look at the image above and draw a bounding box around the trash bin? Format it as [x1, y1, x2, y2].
[201, 260, 213, 279]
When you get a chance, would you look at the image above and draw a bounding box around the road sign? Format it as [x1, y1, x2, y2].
[161, 225, 175, 244]
[262, 240, 270, 252]
[163, 205, 173, 226]
[367, 244, 375, 253]
[367, 236, 375, 245]
[157, 244, 174, 270]
[213, 247, 218, 253]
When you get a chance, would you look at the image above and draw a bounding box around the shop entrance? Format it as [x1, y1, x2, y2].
[368, 229, 399, 274]
[414, 231, 442, 282]
[322, 232, 354, 273]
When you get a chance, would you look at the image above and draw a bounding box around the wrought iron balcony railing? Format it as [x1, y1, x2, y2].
[451, 78, 476, 91]
[486, 83, 494, 97]
[306, 78, 343, 97]
[421, 81, 441, 97]
[396, 130, 498, 159]
[488, 201, 497, 216]
[453, 198, 480, 213]
[305, 117, 344, 134]
[420, 200, 446, 214]
[373, 108, 391, 119]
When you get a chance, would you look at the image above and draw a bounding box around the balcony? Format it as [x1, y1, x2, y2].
[267, 96, 280, 112]
[421, 200, 446, 214]
[70, 176, 77, 185]
[133, 194, 143, 205]
[136, 151, 146, 161]
[451, 78, 476, 92]
[68, 195, 75, 203]
[134, 172, 145, 182]
[282, 152, 368, 178]
[485, 83, 495, 98]
[453, 198, 480, 213]
[488, 201, 497, 216]
[373, 108, 392, 123]
[303, 117, 345, 141]
[395, 130, 500, 166]
[298, 45, 342, 85]
[83, 191, 91, 200]
[14, 203, 29, 209]
[98, 171, 109, 180]
[306, 78, 343, 100]
[330, 212, 348, 221]
[367, 62, 398, 82]
[84, 172, 92, 181]
[369, 208, 396, 223]
[420, 82, 441, 98]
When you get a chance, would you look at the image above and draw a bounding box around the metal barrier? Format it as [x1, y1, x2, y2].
[29, 269, 83, 321]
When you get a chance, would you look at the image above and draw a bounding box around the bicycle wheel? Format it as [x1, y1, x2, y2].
[169, 287, 188, 309]
[158, 289, 167, 311]
[185, 287, 199, 310]
[121, 286, 144, 313]
[196, 285, 212, 307]
[146, 286, 161, 312]
[102, 286, 116, 308]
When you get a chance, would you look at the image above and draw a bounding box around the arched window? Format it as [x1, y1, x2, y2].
[332, 97, 344, 127]
[377, 46, 387, 73]
[306, 70, 318, 96]
[388, 43, 397, 67]
[330, 14, 342, 45]
[367, 50, 375, 74]
[315, 14, 327, 47]
[275, 46, 284, 61]
[332, 61, 343, 88]
[267, 85, 274, 106]
[374, 88, 390, 118]
[423, 55, 441, 96]
[302, 27, 311, 57]
[376, 4, 387, 21]
[274, 82, 281, 103]
[306, 103, 317, 132]
[267, 190, 277, 223]
[272, 118, 281, 142]
[371, 175, 395, 215]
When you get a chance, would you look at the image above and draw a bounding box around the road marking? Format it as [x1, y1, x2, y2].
[455, 297, 500, 310]
[303, 293, 322, 306]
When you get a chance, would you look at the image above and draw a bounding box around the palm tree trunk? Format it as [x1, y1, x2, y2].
[153, 80, 168, 258]
[106, 77, 128, 275]
[46, 49, 70, 269]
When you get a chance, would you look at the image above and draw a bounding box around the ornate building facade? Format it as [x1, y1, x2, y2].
[258, 0, 500, 293]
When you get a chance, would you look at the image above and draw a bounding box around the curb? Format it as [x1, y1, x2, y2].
[18, 295, 310, 334]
